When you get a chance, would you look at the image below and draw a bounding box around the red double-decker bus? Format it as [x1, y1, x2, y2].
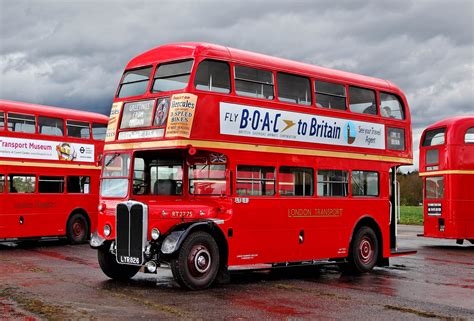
[419, 116, 474, 244]
[91, 43, 414, 289]
[0, 100, 108, 243]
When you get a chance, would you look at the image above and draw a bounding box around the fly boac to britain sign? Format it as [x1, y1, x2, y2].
[220, 102, 385, 149]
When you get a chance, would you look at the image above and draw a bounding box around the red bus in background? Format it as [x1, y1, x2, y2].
[0, 100, 108, 244]
[91, 42, 414, 290]
[419, 116, 474, 244]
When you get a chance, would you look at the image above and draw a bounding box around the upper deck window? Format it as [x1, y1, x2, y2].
[277, 72, 311, 106]
[423, 128, 446, 146]
[234, 65, 274, 100]
[0, 112, 4, 129]
[465, 127, 474, 144]
[92, 123, 107, 140]
[349, 86, 377, 115]
[152, 59, 193, 93]
[380, 92, 405, 120]
[194, 60, 231, 93]
[7, 113, 36, 133]
[67, 120, 90, 139]
[314, 80, 346, 110]
[117, 67, 152, 98]
[39, 116, 64, 136]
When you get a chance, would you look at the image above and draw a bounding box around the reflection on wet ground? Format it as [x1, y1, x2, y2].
[0, 225, 473, 320]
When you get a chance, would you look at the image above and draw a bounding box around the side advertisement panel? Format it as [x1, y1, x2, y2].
[0, 136, 95, 163]
[220, 102, 385, 150]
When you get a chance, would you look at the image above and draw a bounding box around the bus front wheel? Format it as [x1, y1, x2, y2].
[344, 226, 379, 273]
[66, 212, 89, 244]
[170, 231, 220, 290]
[97, 242, 140, 281]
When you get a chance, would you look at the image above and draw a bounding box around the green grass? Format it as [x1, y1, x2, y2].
[400, 206, 423, 225]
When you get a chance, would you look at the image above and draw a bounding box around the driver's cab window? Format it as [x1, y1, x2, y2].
[151, 162, 183, 195]
[133, 158, 146, 194]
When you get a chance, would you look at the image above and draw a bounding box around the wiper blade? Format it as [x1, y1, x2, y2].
[105, 153, 120, 167]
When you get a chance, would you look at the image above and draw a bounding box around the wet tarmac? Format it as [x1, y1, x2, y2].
[0, 225, 473, 320]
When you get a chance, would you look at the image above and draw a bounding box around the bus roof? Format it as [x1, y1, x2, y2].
[126, 42, 401, 94]
[0, 99, 109, 123]
[424, 116, 474, 130]
[422, 116, 474, 144]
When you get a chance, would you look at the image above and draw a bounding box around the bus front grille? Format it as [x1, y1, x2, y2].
[116, 201, 148, 266]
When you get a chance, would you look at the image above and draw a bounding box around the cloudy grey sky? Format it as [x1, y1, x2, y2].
[1, 0, 473, 170]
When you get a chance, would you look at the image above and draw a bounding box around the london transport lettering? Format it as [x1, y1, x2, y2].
[288, 208, 343, 218]
[220, 102, 385, 149]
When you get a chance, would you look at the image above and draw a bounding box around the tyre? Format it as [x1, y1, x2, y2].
[344, 226, 379, 273]
[66, 212, 89, 244]
[170, 231, 220, 290]
[97, 242, 140, 281]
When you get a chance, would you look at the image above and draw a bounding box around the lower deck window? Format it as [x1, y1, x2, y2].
[67, 176, 90, 193]
[8, 175, 36, 193]
[279, 167, 313, 196]
[352, 171, 379, 196]
[39, 176, 64, 193]
[236, 166, 275, 196]
[0, 175, 4, 192]
[317, 170, 348, 197]
[189, 164, 226, 195]
[426, 176, 444, 199]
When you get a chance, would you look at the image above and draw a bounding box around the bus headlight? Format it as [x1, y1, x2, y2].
[103, 224, 111, 237]
[151, 228, 160, 240]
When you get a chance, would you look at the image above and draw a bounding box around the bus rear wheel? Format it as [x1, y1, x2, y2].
[66, 213, 89, 244]
[98, 242, 140, 281]
[344, 226, 379, 273]
[170, 231, 220, 290]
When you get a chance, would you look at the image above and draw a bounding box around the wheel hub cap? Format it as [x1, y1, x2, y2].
[359, 237, 374, 264]
[194, 249, 211, 273]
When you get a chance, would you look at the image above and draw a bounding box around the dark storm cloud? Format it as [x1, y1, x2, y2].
[0, 0, 473, 169]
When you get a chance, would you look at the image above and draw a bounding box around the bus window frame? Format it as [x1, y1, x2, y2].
[100, 152, 132, 199]
[151, 58, 194, 94]
[0, 110, 5, 130]
[422, 126, 447, 147]
[66, 119, 92, 140]
[233, 64, 275, 101]
[8, 173, 37, 194]
[7, 112, 38, 134]
[38, 115, 65, 137]
[464, 127, 474, 144]
[314, 79, 347, 111]
[347, 85, 379, 117]
[115, 65, 154, 100]
[192, 58, 233, 95]
[235, 164, 277, 197]
[276, 71, 313, 107]
[351, 170, 380, 198]
[0, 173, 5, 193]
[379, 91, 406, 120]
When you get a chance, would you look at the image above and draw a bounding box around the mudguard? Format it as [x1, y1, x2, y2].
[160, 221, 215, 255]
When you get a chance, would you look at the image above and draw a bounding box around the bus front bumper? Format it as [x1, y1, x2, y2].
[90, 230, 106, 249]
